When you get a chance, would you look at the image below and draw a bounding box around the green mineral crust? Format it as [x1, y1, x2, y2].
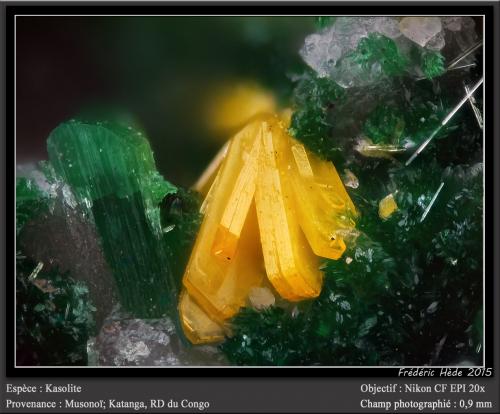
[330, 33, 408, 89]
[288, 73, 345, 158]
[348, 33, 408, 77]
[47, 120, 177, 318]
[16, 257, 96, 366]
[363, 104, 405, 145]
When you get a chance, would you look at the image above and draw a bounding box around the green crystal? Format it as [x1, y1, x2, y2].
[421, 50, 446, 79]
[363, 104, 405, 145]
[349, 33, 408, 77]
[47, 120, 177, 318]
[47, 121, 176, 232]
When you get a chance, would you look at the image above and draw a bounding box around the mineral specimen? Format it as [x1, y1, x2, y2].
[17, 15, 482, 368]
[181, 121, 265, 326]
[16, 169, 100, 366]
[363, 104, 405, 145]
[332, 33, 409, 88]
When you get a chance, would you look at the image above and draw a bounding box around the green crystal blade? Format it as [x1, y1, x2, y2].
[47, 120, 177, 318]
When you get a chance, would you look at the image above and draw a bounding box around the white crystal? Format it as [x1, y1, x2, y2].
[442, 16, 463, 32]
[300, 16, 401, 78]
[451, 17, 477, 52]
[248, 286, 275, 310]
[343, 169, 359, 189]
[399, 17, 442, 48]
[331, 57, 384, 88]
[426, 30, 446, 51]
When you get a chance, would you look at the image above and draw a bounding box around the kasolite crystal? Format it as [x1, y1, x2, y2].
[288, 141, 357, 260]
[180, 120, 266, 334]
[180, 114, 357, 343]
[378, 193, 399, 220]
[255, 119, 323, 301]
[178, 290, 224, 344]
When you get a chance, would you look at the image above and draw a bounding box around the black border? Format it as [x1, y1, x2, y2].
[5, 2, 497, 378]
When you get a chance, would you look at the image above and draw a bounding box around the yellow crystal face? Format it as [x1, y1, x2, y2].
[255, 120, 323, 301]
[182, 120, 265, 323]
[180, 114, 357, 343]
[379, 193, 398, 219]
[288, 140, 357, 260]
[212, 133, 261, 262]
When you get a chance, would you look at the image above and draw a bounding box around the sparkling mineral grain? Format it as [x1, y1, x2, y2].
[378, 193, 398, 220]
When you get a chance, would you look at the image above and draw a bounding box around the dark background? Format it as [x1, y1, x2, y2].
[15, 16, 313, 187]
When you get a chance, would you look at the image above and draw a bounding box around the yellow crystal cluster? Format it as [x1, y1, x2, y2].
[179, 114, 357, 344]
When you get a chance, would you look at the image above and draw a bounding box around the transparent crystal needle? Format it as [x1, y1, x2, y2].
[447, 40, 483, 70]
[448, 63, 476, 72]
[406, 77, 483, 166]
[464, 82, 483, 129]
[420, 182, 445, 223]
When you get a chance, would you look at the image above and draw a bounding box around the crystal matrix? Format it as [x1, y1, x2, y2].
[47, 120, 177, 318]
